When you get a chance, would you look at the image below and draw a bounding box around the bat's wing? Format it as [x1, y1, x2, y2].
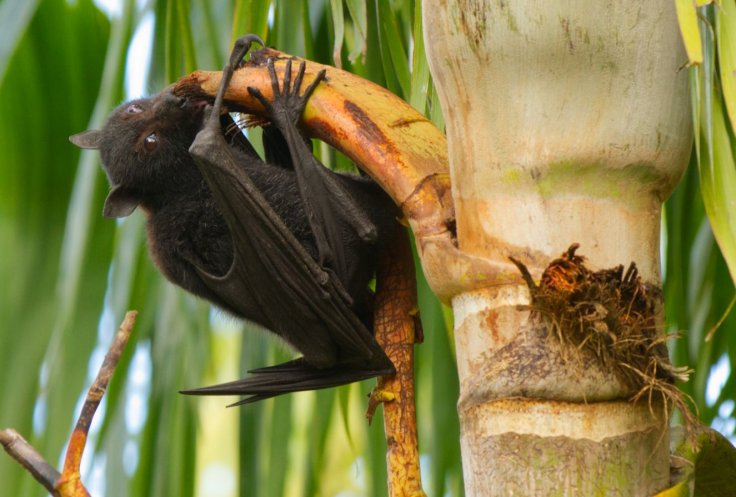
[248, 58, 381, 291]
[188, 118, 387, 369]
[182, 36, 393, 402]
[183, 358, 390, 405]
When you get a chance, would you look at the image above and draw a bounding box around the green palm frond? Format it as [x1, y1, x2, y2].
[2, 1, 735, 496]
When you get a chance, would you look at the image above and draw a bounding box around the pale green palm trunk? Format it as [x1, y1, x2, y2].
[422, 1, 692, 494]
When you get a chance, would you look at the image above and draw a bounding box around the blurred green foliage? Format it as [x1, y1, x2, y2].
[0, 1, 733, 496]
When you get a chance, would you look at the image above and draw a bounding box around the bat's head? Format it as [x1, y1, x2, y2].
[70, 90, 209, 218]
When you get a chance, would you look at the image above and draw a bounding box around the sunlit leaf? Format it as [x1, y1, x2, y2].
[329, 0, 345, 67]
[4, 2, 735, 496]
[675, 0, 703, 66]
[0, 0, 39, 84]
[717, 0, 736, 134]
[345, 0, 367, 63]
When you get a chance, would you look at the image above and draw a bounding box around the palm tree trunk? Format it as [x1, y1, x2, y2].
[422, 1, 692, 494]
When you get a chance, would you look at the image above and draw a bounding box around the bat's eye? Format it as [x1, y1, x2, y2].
[144, 133, 158, 151]
[126, 104, 144, 114]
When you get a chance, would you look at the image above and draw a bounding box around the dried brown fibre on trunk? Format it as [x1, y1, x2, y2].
[510, 244, 694, 427]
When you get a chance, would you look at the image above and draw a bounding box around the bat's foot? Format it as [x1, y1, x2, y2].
[247, 58, 326, 129]
[210, 34, 266, 129]
[365, 386, 396, 424]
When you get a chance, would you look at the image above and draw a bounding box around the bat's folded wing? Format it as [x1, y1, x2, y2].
[186, 123, 391, 381]
[182, 358, 390, 404]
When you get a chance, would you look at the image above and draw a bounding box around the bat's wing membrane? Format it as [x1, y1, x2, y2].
[185, 120, 390, 400]
[183, 39, 392, 401]
[183, 358, 389, 405]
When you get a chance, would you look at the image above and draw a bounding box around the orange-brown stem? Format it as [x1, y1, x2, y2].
[1, 311, 137, 497]
[58, 310, 137, 496]
[172, 48, 454, 245]
[369, 226, 426, 497]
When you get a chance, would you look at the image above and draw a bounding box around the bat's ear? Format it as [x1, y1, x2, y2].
[69, 130, 102, 149]
[103, 185, 140, 218]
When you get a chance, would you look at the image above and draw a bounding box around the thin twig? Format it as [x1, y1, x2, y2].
[705, 293, 736, 342]
[0, 429, 60, 493]
[57, 310, 137, 496]
[1, 311, 138, 497]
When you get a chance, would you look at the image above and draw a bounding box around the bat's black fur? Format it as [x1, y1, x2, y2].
[72, 92, 393, 324]
[70, 43, 397, 402]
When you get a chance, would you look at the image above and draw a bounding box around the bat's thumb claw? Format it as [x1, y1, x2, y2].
[230, 34, 266, 67]
[238, 34, 265, 50]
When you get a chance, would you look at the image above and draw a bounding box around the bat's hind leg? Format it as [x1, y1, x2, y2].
[249, 60, 380, 264]
[248, 58, 326, 130]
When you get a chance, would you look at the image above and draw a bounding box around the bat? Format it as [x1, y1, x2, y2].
[69, 35, 397, 404]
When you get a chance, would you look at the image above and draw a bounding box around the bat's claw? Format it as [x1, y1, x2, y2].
[261, 58, 326, 129]
[229, 34, 265, 69]
[211, 34, 266, 124]
[366, 387, 396, 425]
